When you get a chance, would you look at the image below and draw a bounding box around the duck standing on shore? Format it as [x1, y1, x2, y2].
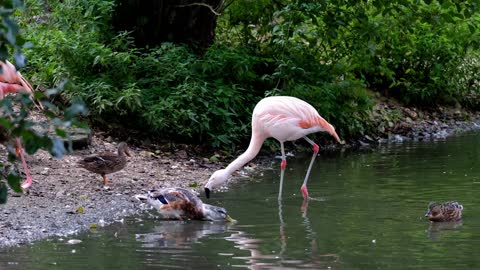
[78, 142, 131, 186]
[135, 187, 235, 222]
[425, 201, 463, 222]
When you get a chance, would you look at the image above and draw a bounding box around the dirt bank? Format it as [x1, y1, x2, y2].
[0, 134, 225, 248]
[1, 100, 480, 248]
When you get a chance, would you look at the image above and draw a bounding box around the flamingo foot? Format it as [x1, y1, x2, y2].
[16, 139, 33, 190]
[280, 159, 287, 170]
[300, 184, 309, 200]
[20, 175, 33, 190]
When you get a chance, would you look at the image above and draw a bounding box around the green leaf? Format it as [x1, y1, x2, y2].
[55, 128, 67, 138]
[0, 182, 7, 204]
[7, 173, 22, 193]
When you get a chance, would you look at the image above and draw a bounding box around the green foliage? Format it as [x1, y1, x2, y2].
[16, 0, 480, 152]
[0, 0, 26, 65]
[285, 80, 373, 137]
[0, 88, 88, 204]
[343, 1, 480, 107]
[0, 1, 87, 203]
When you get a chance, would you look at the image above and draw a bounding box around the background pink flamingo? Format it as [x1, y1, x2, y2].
[0, 60, 37, 189]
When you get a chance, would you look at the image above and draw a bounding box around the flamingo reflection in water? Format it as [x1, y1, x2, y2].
[135, 198, 339, 269]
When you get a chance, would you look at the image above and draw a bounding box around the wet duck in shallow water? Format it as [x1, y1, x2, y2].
[135, 187, 235, 222]
[78, 142, 131, 186]
[425, 201, 463, 222]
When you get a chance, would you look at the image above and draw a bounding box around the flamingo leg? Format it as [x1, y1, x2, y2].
[17, 139, 33, 190]
[300, 136, 319, 200]
[278, 195, 287, 259]
[278, 141, 287, 201]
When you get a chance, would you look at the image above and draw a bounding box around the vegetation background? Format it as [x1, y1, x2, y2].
[17, 0, 480, 150]
[0, 0, 86, 202]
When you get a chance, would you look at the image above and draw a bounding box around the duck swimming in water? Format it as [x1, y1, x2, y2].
[78, 142, 131, 186]
[425, 201, 463, 222]
[135, 187, 235, 222]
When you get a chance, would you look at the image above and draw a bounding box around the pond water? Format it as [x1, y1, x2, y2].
[2, 132, 480, 269]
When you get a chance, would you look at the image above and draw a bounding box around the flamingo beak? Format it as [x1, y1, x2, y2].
[328, 124, 344, 144]
[204, 187, 210, 199]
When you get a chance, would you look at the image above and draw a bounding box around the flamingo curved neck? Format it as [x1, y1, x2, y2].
[224, 133, 266, 176]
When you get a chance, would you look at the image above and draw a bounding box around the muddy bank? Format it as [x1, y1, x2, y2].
[361, 98, 480, 145]
[1, 101, 480, 248]
[0, 135, 226, 248]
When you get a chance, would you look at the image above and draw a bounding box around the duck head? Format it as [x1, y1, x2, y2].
[202, 204, 236, 222]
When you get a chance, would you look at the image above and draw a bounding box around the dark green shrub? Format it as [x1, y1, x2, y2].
[16, 0, 480, 150]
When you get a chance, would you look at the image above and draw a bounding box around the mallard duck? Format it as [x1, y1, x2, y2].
[425, 201, 463, 222]
[78, 142, 131, 185]
[135, 187, 235, 222]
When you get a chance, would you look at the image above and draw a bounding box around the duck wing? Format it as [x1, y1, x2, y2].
[79, 153, 126, 174]
[149, 188, 202, 206]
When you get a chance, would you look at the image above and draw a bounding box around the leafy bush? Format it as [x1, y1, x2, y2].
[343, 1, 480, 107]
[0, 0, 87, 203]
[16, 0, 480, 151]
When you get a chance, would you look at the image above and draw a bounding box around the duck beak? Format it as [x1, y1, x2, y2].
[225, 215, 236, 223]
[204, 188, 210, 199]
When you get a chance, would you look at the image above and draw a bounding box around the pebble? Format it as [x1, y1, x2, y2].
[67, 239, 82, 245]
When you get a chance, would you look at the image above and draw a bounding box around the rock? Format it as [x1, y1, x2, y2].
[40, 168, 50, 175]
[47, 127, 92, 150]
[364, 135, 374, 141]
[175, 150, 188, 159]
[67, 239, 82, 245]
[403, 108, 418, 120]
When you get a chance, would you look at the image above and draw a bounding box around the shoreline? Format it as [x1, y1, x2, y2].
[1, 102, 480, 249]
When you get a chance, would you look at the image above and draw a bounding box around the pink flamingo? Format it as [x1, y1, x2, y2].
[204, 96, 343, 200]
[0, 60, 37, 190]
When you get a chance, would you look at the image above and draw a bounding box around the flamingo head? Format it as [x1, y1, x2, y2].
[204, 169, 230, 199]
[316, 117, 344, 145]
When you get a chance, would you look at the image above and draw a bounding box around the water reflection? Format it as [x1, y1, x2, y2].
[134, 192, 340, 270]
[426, 221, 463, 241]
[136, 220, 230, 250]
[3, 132, 480, 269]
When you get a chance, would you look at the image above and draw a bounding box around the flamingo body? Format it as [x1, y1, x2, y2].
[253, 96, 339, 142]
[204, 96, 342, 200]
[0, 60, 35, 98]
